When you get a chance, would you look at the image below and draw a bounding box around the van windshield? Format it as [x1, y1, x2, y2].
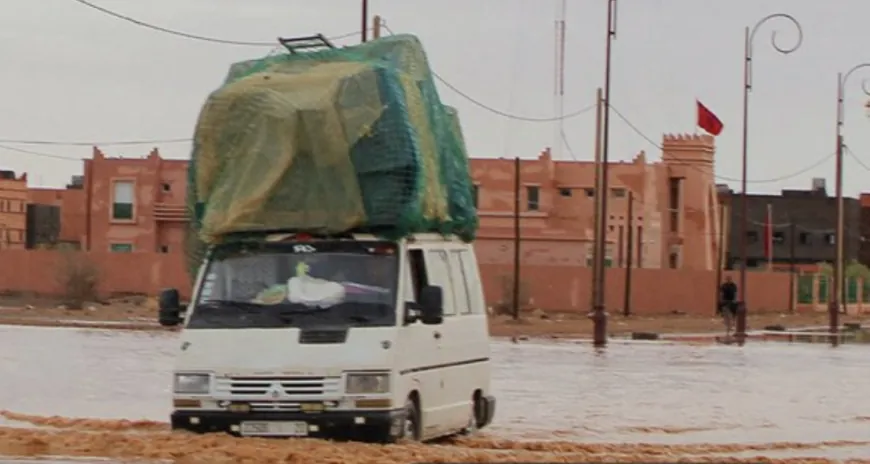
[187, 240, 398, 329]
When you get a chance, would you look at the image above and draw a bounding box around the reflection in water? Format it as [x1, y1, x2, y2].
[0, 326, 868, 457]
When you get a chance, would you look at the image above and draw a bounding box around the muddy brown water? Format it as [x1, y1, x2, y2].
[0, 325, 868, 461]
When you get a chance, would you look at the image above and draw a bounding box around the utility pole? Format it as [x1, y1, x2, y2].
[372, 15, 381, 39]
[361, 0, 369, 43]
[623, 191, 634, 317]
[512, 157, 522, 320]
[831, 64, 870, 345]
[715, 200, 727, 314]
[591, 0, 617, 348]
[737, 14, 803, 344]
[789, 218, 796, 313]
[590, 88, 605, 341]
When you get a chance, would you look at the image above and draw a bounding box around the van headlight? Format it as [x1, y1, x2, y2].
[174, 373, 210, 394]
[345, 373, 389, 394]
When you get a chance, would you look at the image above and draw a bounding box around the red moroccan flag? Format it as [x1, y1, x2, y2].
[696, 100, 724, 136]
[763, 203, 773, 264]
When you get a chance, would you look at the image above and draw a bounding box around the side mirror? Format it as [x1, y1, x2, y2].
[158, 288, 182, 327]
[419, 285, 444, 325]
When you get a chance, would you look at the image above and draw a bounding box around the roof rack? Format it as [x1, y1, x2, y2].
[276, 34, 336, 54]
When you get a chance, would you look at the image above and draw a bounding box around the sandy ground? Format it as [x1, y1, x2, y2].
[0, 295, 865, 338]
[0, 411, 868, 463]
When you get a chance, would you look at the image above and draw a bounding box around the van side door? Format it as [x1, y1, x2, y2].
[418, 248, 460, 436]
[395, 247, 447, 440]
[437, 248, 489, 430]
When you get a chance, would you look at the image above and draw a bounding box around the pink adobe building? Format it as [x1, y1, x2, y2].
[470, 134, 723, 271]
[23, 135, 723, 271]
[2, 136, 808, 314]
[28, 147, 188, 254]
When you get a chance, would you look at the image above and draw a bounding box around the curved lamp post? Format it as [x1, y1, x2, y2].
[736, 14, 803, 343]
[831, 65, 870, 346]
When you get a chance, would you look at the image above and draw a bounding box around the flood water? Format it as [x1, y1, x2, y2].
[0, 325, 869, 461]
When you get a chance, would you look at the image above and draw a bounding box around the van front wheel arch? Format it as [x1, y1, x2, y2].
[402, 393, 421, 441]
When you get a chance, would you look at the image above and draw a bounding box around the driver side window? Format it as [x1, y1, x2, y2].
[425, 249, 456, 316]
[403, 252, 417, 302]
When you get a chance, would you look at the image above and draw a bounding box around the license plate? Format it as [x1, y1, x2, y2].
[239, 421, 308, 437]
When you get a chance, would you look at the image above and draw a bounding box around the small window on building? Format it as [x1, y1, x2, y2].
[472, 185, 479, 208]
[746, 231, 759, 243]
[162, 183, 171, 192]
[584, 188, 595, 197]
[559, 188, 572, 197]
[526, 186, 539, 211]
[110, 243, 133, 253]
[799, 232, 811, 245]
[159, 245, 169, 253]
[825, 233, 835, 245]
[773, 231, 785, 245]
[112, 180, 135, 220]
[612, 188, 626, 198]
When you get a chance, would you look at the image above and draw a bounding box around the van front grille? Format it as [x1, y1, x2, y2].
[248, 401, 302, 412]
[214, 376, 341, 397]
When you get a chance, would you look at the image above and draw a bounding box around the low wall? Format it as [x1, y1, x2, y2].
[0, 249, 190, 300]
[0, 250, 840, 316]
[480, 264, 795, 316]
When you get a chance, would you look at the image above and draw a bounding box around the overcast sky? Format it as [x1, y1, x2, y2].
[1, 0, 869, 196]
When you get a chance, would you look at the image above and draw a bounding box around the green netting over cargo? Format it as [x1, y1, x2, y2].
[184, 34, 478, 277]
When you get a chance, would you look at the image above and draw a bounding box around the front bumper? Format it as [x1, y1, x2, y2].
[171, 408, 407, 441]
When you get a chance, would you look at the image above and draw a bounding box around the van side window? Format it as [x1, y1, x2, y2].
[408, 249, 428, 301]
[449, 251, 472, 314]
[457, 250, 484, 314]
[425, 250, 456, 316]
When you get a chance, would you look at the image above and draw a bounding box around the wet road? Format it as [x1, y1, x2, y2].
[0, 325, 869, 460]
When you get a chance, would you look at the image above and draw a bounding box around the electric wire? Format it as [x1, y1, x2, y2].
[70, 0, 363, 46]
[608, 104, 836, 184]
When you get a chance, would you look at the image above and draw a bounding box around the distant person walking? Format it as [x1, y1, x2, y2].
[718, 276, 739, 336]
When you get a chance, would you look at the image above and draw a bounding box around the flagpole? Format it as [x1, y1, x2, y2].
[737, 14, 803, 344]
[767, 203, 773, 270]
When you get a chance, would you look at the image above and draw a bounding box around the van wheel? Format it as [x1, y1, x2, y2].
[402, 397, 421, 441]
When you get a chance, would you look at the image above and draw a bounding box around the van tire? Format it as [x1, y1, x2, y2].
[402, 397, 421, 441]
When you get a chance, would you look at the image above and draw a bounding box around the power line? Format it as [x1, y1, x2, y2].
[0, 137, 191, 147]
[608, 104, 835, 184]
[433, 74, 596, 122]
[70, 0, 363, 46]
[560, 129, 579, 161]
[0, 8, 593, 149]
[845, 145, 870, 172]
[0, 144, 83, 162]
[381, 23, 596, 122]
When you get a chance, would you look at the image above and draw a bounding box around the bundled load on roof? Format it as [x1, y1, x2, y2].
[185, 33, 477, 267]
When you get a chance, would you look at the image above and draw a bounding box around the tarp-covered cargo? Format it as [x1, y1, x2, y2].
[184, 34, 478, 277]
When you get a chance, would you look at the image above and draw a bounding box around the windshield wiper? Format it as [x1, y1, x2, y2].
[197, 300, 266, 312]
